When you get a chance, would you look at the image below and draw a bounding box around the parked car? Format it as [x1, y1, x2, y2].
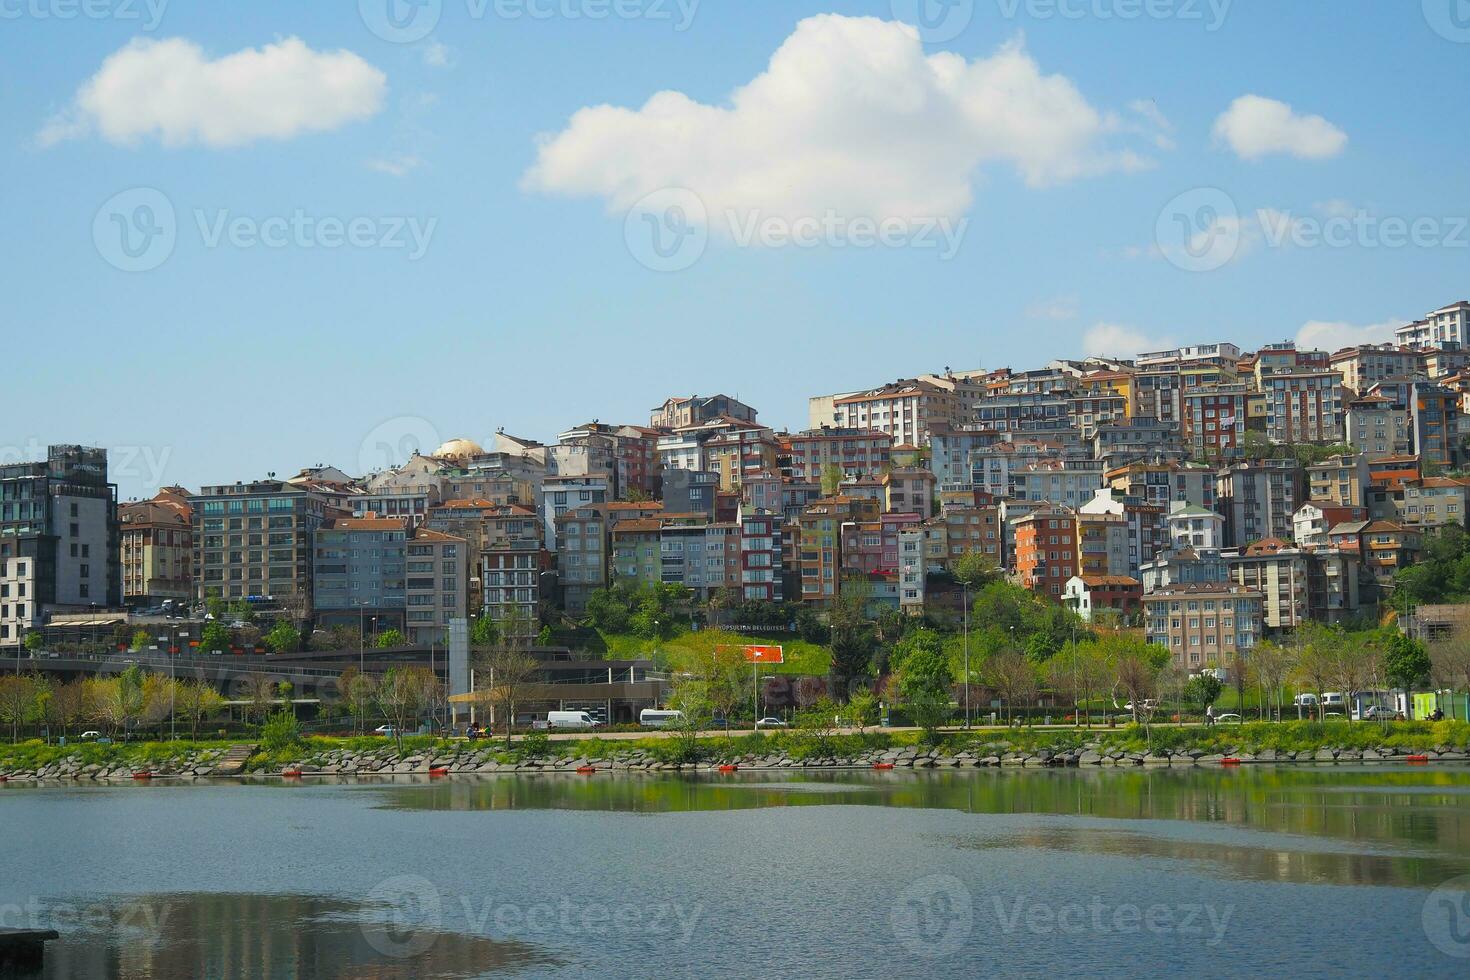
[1123, 699, 1158, 712]
[639, 709, 684, 728]
[1362, 705, 1398, 721]
[754, 717, 788, 729]
[80, 731, 102, 741]
[373, 725, 399, 737]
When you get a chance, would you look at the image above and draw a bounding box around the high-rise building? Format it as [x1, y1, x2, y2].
[0, 445, 120, 646]
[119, 487, 193, 607]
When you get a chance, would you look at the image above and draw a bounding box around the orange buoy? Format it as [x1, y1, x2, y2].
[1221, 758, 1241, 766]
[873, 762, 895, 770]
[718, 764, 739, 773]
[281, 769, 303, 778]
[575, 766, 596, 775]
[428, 767, 450, 777]
[1406, 754, 1429, 763]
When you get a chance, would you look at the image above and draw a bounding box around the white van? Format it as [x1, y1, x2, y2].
[547, 710, 600, 730]
[639, 709, 684, 728]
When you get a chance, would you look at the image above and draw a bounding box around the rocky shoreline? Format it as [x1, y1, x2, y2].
[4, 740, 1470, 783]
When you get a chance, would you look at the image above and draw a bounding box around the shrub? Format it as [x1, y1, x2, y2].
[260, 711, 303, 753]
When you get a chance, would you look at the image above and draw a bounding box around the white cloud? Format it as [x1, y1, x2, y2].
[1082, 322, 1173, 358]
[367, 153, 424, 177]
[1296, 318, 1402, 352]
[38, 37, 386, 148]
[423, 42, 454, 69]
[523, 15, 1161, 229]
[1026, 296, 1079, 321]
[1212, 95, 1347, 161]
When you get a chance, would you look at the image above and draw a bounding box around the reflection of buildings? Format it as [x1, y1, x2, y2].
[43, 892, 552, 979]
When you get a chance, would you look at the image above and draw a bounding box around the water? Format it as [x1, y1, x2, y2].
[4, 766, 1470, 978]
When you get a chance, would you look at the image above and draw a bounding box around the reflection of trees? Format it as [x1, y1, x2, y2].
[42, 892, 558, 980]
[382, 767, 1470, 887]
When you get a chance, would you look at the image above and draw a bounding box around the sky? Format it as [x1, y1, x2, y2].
[3, 0, 1468, 500]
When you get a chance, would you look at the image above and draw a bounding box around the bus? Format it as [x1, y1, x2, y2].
[639, 709, 684, 728]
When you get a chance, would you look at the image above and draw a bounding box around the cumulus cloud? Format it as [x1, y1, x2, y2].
[38, 37, 386, 148]
[367, 153, 424, 177]
[423, 42, 454, 69]
[1083, 322, 1173, 358]
[1296, 318, 1402, 352]
[1212, 95, 1347, 161]
[523, 15, 1162, 230]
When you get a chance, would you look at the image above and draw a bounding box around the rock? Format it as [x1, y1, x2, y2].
[1313, 749, 1337, 762]
[1143, 753, 1172, 765]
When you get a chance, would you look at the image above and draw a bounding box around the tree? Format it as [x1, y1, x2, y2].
[1329, 633, 1379, 723]
[264, 621, 302, 655]
[1183, 674, 1223, 710]
[845, 688, 879, 731]
[1246, 640, 1296, 721]
[173, 682, 225, 739]
[0, 674, 41, 742]
[894, 630, 954, 739]
[473, 645, 540, 747]
[45, 679, 91, 738]
[375, 628, 407, 649]
[951, 550, 1001, 590]
[470, 616, 499, 648]
[1294, 631, 1336, 720]
[338, 667, 378, 734]
[828, 585, 877, 700]
[1384, 633, 1432, 698]
[239, 673, 277, 728]
[820, 463, 844, 496]
[130, 628, 152, 652]
[1045, 642, 1110, 726]
[1112, 648, 1164, 724]
[23, 632, 43, 653]
[983, 649, 1036, 724]
[199, 622, 232, 654]
[376, 666, 439, 752]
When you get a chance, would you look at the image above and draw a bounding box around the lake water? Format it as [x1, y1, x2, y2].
[4, 766, 1470, 978]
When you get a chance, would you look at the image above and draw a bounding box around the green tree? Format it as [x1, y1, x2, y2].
[264, 621, 302, 655]
[0, 674, 41, 742]
[23, 632, 43, 653]
[1183, 674, 1223, 710]
[375, 628, 407, 649]
[199, 622, 231, 653]
[1385, 632, 1432, 700]
[129, 628, 152, 652]
[983, 649, 1037, 724]
[470, 616, 499, 648]
[828, 584, 877, 699]
[951, 550, 1001, 590]
[896, 635, 953, 741]
[820, 463, 845, 496]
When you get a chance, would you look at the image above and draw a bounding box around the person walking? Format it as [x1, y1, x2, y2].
[1205, 703, 1216, 727]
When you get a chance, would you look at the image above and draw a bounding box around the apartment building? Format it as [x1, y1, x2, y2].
[1092, 417, 1184, 467]
[1143, 584, 1264, 670]
[1075, 510, 1130, 578]
[1410, 382, 1460, 468]
[1010, 459, 1106, 509]
[192, 478, 337, 611]
[118, 487, 192, 607]
[312, 516, 410, 633]
[1306, 454, 1370, 508]
[1224, 538, 1309, 631]
[1105, 460, 1216, 512]
[796, 496, 880, 604]
[824, 379, 966, 447]
[1216, 460, 1304, 548]
[406, 528, 469, 643]
[650, 394, 757, 430]
[1014, 505, 1078, 599]
[1063, 574, 1142, 623]
[1395, 301, 1470, 348]
[883, 468, 936, 519]
[1259, 369, 1345, 443]
[1345, 394, 1410, 458]
[663, 469, 720, 518]
[1079, 489, 1165, 577]
[0, 446, 120, 644]
[1181, 384, 1249, 459]
[555, 503, 608, 614]
[785, 428, 892, 483]
[540, 475, 609, 550]
[1329, 344, 1425, 395]
[1166, 504, 1224, 552]
[739, 511, 784, 602]
[1293, 503, 1365, 547]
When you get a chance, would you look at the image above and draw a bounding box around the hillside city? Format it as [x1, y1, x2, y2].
[5, 298, 1470, 691]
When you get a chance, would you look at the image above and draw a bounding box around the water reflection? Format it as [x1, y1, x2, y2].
[34, 892, 559, 980]
[372, 766, 1470, 888]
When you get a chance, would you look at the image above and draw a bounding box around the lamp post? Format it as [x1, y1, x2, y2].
[962, 583, 971, 729]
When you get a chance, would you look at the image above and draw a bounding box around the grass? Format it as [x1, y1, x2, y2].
[592, 628, 831, 675]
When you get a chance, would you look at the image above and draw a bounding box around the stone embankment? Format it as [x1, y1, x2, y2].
[4, 740, 1469, 783]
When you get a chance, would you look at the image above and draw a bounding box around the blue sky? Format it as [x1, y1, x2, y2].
[3, 0, 1468, 499]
